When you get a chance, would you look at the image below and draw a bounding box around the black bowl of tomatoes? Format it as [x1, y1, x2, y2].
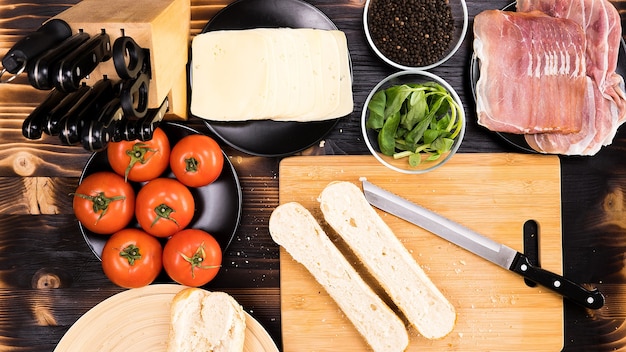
[74, 122, 242, 288]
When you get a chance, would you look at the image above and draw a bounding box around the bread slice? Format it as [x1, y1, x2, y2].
[167, 288, 246, 352]
[319, 181, 456, 339]
[269, 202, 409, 352]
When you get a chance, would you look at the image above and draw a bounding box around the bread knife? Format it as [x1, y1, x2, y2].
[361, 180, 605, 309]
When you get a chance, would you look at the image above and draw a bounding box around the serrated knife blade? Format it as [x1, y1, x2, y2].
[361, 180, 604, 310]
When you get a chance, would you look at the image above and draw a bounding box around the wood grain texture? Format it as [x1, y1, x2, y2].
[279, 154, 564, 351]
[0, 0, 624, 351]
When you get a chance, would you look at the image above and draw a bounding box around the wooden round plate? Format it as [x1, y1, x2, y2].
[54, 284, 279, 352]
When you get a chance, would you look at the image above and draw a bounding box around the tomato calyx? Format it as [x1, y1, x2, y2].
[151, 203, 179, 228]
[120, 244, 142, 265]
[179, 242, 220, 278]
[184, 157, 200, 173]
[125, 143, 157, 182]
[72, 192, 126, 223]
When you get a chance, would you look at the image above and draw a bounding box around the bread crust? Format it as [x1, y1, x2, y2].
[269, 202, 409, 352]
[319, 181, 456, 340]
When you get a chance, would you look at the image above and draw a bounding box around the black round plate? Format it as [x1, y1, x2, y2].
[195, 0, 343, 157]
[79, 122, 242, 263]
[469, 2, 626, 153]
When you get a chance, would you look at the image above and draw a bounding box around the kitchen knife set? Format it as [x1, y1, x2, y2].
[1, 19, 165, 152]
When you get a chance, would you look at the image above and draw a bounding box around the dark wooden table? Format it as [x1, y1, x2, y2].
[1, 0, 626, 350]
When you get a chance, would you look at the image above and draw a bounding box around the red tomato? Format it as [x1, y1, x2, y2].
[73, 171, 135, 235]
[170, 134, 224, 187]
[101, 228, 163, 288]
[162, 229, 222, 286]
[135, 178, 195, 238]
[107, 127, 170, 182]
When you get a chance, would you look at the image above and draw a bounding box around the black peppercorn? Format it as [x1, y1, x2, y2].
[367, 0, 455, 67]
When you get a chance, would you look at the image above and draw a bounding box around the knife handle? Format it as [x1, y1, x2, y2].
[55, 30, 112, 93]
[1, 19, 72, 79]
[82, 98, 124, 152]
[44, 83, 91, 136]
[121, 97, 169, 142]
[22, 88, 69, 139]
[59, 78, 115, 145]
[510, 253, 605, 309]
[27, 31, 91, 90]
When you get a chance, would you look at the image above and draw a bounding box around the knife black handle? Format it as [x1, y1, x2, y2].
[82, 97, 125, 152]
[510, 253, 605, 309]
[22, 88, 69, 139]
[59, 78, 115, 145]
[55, 30, 112, 93]
[27, 31, 90, 90]
[1, 19, 72, 77]
[44, 83, 91, 136]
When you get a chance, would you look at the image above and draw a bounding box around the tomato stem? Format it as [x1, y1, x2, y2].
[120, 244, 142, 265]
[71, 192, 126, 223]
[179, 242, 220, 278]
[184, 157, 200, 173]
[151, 203, 179, 228]
[124, 143, 157, 182]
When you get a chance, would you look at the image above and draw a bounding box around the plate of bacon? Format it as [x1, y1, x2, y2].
[470, 0, 626, 156]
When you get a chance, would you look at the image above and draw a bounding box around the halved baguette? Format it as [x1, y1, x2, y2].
[269, 202, 409, 352]
[319, 181, 456, 339]
[167, 288, 246, 352]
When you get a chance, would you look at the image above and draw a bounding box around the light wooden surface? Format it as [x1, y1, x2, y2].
[278, 154, 564, 351]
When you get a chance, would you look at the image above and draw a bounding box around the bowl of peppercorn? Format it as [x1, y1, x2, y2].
[363, 0, 468, 70]
[362, 70, 465, 174]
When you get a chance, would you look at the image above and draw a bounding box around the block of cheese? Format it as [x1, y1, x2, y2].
[190, 28, 353, 122]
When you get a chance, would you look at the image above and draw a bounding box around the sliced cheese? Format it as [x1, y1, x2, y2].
[190, 28, 353, 122]
[328, 30, 354, 119]
[190, 30, 270, 121]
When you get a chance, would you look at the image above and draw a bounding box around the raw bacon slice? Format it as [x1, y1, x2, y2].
[474, 10, 587, 134]
[518, 0, 626, 155]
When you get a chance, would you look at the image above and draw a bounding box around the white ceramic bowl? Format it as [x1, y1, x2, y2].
[363, 0, 468, 70]
[362, 70, 465, 174]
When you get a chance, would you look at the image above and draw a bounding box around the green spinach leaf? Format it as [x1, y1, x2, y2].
[365, 81, 464, 168]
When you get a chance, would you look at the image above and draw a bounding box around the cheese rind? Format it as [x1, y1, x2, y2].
[191, 28, 353, 122]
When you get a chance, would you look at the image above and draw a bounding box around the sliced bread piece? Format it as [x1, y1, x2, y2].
[319, 181, 457, 339]
[167, 288, 246, 352]
[269, 202, 409, 352]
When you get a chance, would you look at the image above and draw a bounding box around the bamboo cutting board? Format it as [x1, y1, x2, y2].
[277, 154, 564, 351]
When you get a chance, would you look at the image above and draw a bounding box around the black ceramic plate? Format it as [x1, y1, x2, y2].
[79, 122, 242, 263]
[469, 2, 626, 153]
[195, 0, 343, 157]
